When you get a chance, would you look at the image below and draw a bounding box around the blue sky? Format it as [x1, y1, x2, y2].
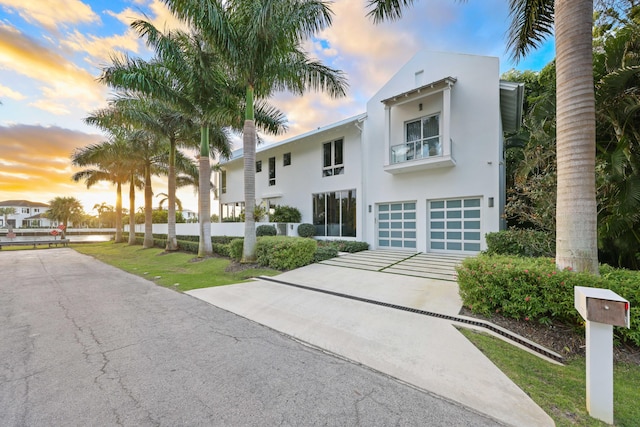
[0, 0, 555, 212]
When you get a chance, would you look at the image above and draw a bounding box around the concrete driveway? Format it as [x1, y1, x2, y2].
[188, 252, 555, 427]
[1, 248, 504, 426]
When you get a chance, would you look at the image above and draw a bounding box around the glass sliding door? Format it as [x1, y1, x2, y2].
[312, 190, 356, 237]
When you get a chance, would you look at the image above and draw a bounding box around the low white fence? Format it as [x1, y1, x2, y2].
[125, 222, 301, 238]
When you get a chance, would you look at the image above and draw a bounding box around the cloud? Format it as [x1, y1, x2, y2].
[61, 29, 141, 66]
[0, 83, 25, 100]
[0, 124, 103, 196]
[0, 23, 106, 114]
[0, 0, 99, 31]
[106, 0, 189, 33]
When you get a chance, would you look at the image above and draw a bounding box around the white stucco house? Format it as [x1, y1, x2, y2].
[218, 51, 524, 254]
[0, 200, 52, 228]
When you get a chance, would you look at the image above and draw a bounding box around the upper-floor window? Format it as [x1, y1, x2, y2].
[391, 114, 441, 164]
[322, 139, 344, 177]
[34, 208, 40, 213]
[221, 170, 227, 194]
[283, 152, 291, 166]
[256, 160, 262, 173]
[22, 208, 30, 214]
[268, 157, 276, 186]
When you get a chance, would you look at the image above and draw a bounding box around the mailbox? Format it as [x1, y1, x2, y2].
[575, 286, 630, 328]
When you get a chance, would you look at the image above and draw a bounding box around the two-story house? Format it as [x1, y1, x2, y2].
[0, 200, 52, 228]
[218, 51, 523, 254]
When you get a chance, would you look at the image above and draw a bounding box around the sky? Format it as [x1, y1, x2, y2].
[0, 0, 555, 215]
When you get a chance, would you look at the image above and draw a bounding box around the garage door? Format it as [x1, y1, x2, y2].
[377, 202, 417, 249]
[429, 198, 481, 252]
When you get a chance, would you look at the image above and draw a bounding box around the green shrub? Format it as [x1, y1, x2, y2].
[457, 254, 640, 346]
[255, 236, 317, 270]
[211, 242, 230, 257]
[319, 240, 369, 253]
[297, 223, 316, 238]
[211, 236, 236, 244]
[229, 238, 244, 261]
[270, 205, 301, 223]
[485, 229, 555, 257]
[314, 246, 338, 262]
[177, 240, 198, 253]
[256, 225, 277, 236]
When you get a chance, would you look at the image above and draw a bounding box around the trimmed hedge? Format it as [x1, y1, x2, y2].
[318, 240, 369, 253]
[457, 254, 640, 346]
[229, 238, 244, 261]
[255, 236, 317, 270]
[256, 225, 277, 236]
[297, 223, 316, 238]
[314, 246, 338, 262]
[270, 205, 302, 223]
[485, 229, 554, 257]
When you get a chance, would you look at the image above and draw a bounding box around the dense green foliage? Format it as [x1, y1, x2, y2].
[457, 254, 640, 346]
[503, 6, 640, 269]
[485, 229, 555, 257]
[256, 224, 277, 236]
[269, 205, 302, 223]
[229, 238, 244, 261]
[318, 240, 369, 253]
[255, 236, 317, 270]
[297, 223, 316, 238]
[313, 246, 338, 262]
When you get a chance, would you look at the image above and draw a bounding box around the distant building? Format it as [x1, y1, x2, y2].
[0, 200, 53, 228]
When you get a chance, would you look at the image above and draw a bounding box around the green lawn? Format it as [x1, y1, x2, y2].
[460, 328, 640, 426]
[71, 241, 279, 292]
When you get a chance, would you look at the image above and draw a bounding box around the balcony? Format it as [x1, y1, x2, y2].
[385, 137, 455, 174]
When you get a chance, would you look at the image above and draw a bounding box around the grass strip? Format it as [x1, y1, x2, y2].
[459, 328, 640, 426]
[71, 241, 279, 292]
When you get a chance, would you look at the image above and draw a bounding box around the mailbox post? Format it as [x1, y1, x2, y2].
[574, 286, 630, 424]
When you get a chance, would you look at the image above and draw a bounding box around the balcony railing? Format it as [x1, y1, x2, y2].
[391, 136, 441, 164]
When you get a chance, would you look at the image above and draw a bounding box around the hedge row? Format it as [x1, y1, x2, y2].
[457, 254, 640, 347]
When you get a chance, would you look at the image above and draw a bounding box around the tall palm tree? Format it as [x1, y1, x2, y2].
[367, 0, 599, 273]
[101, 21, 287, 257]
[0, 207, 16, 230]
[72, 137, 135, 243]
[164, 0, 348, 261]
[88, 95, 200, 251]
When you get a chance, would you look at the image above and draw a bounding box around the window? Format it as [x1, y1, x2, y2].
[220, 202, 244, 221]
[312, 189, 356, 237]
[22, 208, 30, 214]
[322, 139, 344, 177]
[268, 157, 276, 186]
[256, 160, 262, 173]
[221, 170, 227, 194]
[34, 208, 40, 213]
[283, 152, 291, 166]
[391, 114, 441, 164]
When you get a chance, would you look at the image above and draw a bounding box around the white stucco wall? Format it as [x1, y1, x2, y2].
[362, 51, 503, 252]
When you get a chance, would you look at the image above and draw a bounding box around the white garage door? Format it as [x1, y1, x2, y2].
[377, 201, 417, 249]
[429, 198, 481, 252]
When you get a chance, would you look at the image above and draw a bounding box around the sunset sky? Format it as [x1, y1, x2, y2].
[0, 0, 554, 214]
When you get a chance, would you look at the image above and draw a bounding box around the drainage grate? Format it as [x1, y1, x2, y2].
[258, 276, 564, 364]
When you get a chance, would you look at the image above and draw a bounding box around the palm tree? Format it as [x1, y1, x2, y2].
[101, 21, 287, 257]
[367, 0, 599, 273]
[88, 95, 200, 251]
[45, 197, 84, 237]
[164, 0, 348, 262]
[72, 137, 135, 243]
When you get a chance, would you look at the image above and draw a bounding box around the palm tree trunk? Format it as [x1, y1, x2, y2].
[128, 176, 136, 245]
[115, 181, 124, 243]
[143, 164, 154, 248]
[167, 137, 178, 251]
[555, 0, 599, 273]
[198, 126, 213, 257]
[242, 119, 257, 262]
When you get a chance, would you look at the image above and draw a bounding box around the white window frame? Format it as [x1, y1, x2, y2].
[322, 138, 344, 177]
[391, 113, 441, 164]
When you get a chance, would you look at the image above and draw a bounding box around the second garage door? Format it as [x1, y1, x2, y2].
[429, 198, 482, 253]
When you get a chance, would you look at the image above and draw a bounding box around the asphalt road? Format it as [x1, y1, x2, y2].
[0, 248, 500, 426]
